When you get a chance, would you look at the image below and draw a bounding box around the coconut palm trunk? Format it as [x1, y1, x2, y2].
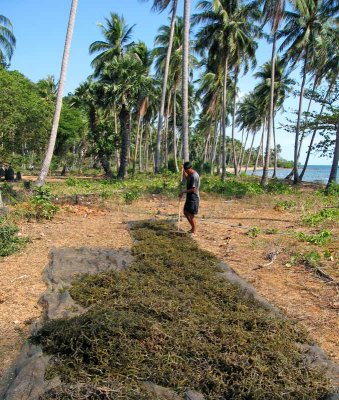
[221, 56, 229, 180]
[181, 0, 190, 162]
[293, 49, 309, 184]
[300, 81, 335, 180]
[231, 69, 239, 176]
[239, 130, 249, 172]
[36, 0, 78, 186]
[261, 31, 277, 186]
[173, 88, 179, 172]
[118, 104, 131, 179]
[155, 0, 178, 172]
[272, 113, 278, 178]
[245, 132, 256, 174]
[133, 115, 142, 176]
[210, 120, 219, 175]
[253, 120, 265, 175]
[326, 117, 339, 190]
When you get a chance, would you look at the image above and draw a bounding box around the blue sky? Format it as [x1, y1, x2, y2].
[2, 0, 332, 164]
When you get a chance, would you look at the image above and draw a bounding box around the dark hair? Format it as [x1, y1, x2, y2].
[183, 161, 192, 170]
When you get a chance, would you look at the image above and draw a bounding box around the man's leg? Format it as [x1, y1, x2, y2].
[184, 210, 196, 233]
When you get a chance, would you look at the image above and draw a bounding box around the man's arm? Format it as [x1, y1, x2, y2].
[179, 187, 196, 198]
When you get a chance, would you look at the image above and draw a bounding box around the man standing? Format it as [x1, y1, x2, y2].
[179, 162, 200, 235]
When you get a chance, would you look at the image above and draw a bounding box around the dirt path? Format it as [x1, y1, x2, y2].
[0, 195, 338, 380]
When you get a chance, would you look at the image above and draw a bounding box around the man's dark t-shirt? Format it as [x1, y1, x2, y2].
[184, 171, 200, 215]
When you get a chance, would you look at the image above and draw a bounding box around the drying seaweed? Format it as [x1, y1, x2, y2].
[32, 220, 332, 399]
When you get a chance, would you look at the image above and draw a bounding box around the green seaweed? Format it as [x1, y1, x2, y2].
[33, 221, 332, 400]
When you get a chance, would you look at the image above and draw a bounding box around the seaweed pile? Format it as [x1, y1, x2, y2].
[32, 221, 332, 399]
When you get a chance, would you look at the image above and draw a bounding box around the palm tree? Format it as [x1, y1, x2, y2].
[260, 0, 286, 185]
[195, 0, 260, 180]
[254, 58, 294, 178]
[143, 0, 179, 172]
[182, 0, 191, 162]
[101, 50, 155, 179]
[0, 15, 16, 65]
[327, 117, 339, 190]
[36, 0, 78, 186]
[279, 0, 335, 184]
[89, 13, 135, 76]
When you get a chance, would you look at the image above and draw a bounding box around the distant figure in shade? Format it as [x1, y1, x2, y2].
[0, 166, 4, 179]
[179, 162, 200, 236]
[5, 165, 15, 181]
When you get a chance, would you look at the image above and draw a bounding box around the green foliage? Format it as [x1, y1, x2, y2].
[302, 208, 339, 227]
[288, 252, 322, 270]
[265, 228, 279, 234]
[32, 221, 331, 399]
[21, 187, 59, 221]
[246, 226, 261, 238]
[295, 230, 333, 246]
[266, 180, 294, 194]
[0, 183, 20, 204]
[0, 220, 29, 257]
[123, 189, 140, 204]
[323, 183, 339, 196]
[202, 177, 264, 197]
[0, 69, 53, 162]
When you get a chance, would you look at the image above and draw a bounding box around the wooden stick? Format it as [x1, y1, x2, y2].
[177, 160, 184, 231]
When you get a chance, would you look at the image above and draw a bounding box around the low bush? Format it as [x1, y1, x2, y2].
[295, 230, 332, 246]
[302, 208, 339, 227]
[0, 219, 29, 257]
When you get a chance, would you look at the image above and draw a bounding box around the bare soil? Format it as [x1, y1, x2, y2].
[0, 193, 338, 380]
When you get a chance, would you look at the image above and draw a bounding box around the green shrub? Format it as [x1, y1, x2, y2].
[0, 221, 29, 257]
[123, 190, 140, 204]
[266, 180, 293, 194]
[289, 251, 321, 269]
[295, 230, 332, 246]
[25, 187, 59, 220]
[302, 208, 339, 227]
[202, 177, 264, 198]
[246, 226, 261, 238]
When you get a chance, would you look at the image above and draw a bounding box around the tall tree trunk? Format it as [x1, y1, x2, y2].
[300, 81, 335, 180]
[272, 113, 278, 178]
[144, 122, 150, 172]
[155, 0, 178, 173]
[98, 150, 114, 178]
[173, 88, 179, 172]
[164, 90, 172, 169]
[326, 117, 339, 189]
[245, 132, 256, 174]
[139, 121, 144, 172]
[253, 120, 265, 175]
[239, 130, 249, 173]
[231, 69, 239, 176]
[182, 0, 190, 162]
[132, 115, 142, 176]
[296, 74, 318, 162]
[293, 48, 309, 184]
[118, 104, 131, 179]
[210, 120, 218, 175]
[221, 56, 229, 180]
[36, 0, 78, 186]
[261, 30, 277, 186]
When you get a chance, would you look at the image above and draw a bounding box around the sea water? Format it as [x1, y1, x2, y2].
[250, 165, 338, 184]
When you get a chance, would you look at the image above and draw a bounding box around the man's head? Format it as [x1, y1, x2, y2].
[183, 161, 194, 175]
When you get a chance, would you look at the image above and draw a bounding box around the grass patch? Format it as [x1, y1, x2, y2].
[0, 218, 29, 257]
[295, 230, 333, 246]
[31, 221, 331, 399]
[302, 208, 339, 227]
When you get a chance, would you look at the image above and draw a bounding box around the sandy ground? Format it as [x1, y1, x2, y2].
[0, 194, 338, 380]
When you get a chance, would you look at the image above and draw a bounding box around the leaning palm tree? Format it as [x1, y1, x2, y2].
[279, 0, 334, 184]
[0, 15, 16, 65]
[36, 0, 78, 186]
[89, 13, 135, 76]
